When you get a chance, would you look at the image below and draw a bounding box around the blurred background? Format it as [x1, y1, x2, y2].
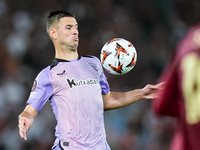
[0, 0, 189, 149]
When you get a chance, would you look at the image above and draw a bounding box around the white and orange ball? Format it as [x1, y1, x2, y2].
[100, 38, 137, 75]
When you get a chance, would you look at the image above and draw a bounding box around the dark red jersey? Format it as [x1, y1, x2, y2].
[152, 23, 200, 150]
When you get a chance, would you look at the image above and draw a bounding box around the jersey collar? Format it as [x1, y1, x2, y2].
[50, 55, 81, 69]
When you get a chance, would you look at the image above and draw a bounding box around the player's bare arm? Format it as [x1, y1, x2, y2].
[103, 82, 164, 111]
[18, 104, 38, 140]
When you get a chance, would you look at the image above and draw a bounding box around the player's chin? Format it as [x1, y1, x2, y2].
[73, 42, 79, 48]
[70, 43, 78, 51]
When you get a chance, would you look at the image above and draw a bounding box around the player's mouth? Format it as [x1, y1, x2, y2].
[73, 36, 79, 41]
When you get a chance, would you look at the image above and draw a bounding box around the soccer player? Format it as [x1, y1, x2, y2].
[152, 0, 200, 149]
[18, 10, 163, 150]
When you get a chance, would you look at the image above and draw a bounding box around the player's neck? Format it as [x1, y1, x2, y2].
[55, 48, 79, 61]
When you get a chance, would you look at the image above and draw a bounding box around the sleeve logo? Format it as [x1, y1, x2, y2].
[31, 80, 37, 91]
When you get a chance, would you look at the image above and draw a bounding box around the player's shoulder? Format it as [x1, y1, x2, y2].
[81, 55, 100, 63]
[81, 55, 98, 59]
[36, 66, 51, 81]
[177, 24, 200, 54]
[39, 66, 51, 74]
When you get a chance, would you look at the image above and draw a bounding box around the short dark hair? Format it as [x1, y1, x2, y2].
[46, 10, 75, 34]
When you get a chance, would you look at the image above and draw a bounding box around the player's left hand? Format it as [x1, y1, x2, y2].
[142, 82, 165, 99]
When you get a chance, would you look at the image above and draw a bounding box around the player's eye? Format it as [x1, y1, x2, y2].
[66, 25, 72, 29]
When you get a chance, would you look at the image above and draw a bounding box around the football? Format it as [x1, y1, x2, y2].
[100, 38, 137, 75]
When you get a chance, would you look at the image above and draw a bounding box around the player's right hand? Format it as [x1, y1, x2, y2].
[18, 116, 29, 140]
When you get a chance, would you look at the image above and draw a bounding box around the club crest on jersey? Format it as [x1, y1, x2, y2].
[89, 63, 98, 72]
[66, 77, 99, 89]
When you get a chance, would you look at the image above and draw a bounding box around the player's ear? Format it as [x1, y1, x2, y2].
[49, 28, 57, 40]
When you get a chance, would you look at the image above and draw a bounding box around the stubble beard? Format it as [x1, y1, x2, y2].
[69, 42, 78, 52]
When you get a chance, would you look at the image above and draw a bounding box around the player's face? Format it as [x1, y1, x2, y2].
[56, 17, 79, 51]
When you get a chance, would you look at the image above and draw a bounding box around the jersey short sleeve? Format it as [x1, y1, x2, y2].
[93, 56, 110, 94]
[100, 72, 110, 94]
[27, 66, 53, 112]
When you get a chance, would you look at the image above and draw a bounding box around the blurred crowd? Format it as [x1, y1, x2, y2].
[0, 0, 189, 149]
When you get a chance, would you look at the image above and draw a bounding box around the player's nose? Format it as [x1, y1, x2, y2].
[73, 28, 79, 35]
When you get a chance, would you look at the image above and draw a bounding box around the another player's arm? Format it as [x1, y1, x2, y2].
[103, 83, 164, 111]
[18, 104, 38, 140]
